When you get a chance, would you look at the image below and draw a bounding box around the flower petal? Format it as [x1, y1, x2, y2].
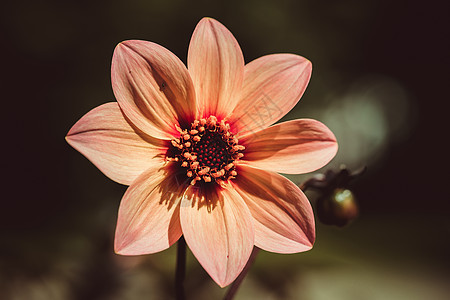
[115, 163, 183, 255]
[66, 102, 168, 185]
[239, 119, 337, 174]
[112, 40, 197, 139]
[180, 185, 254, 287]
[233, 164, 315, 253]
[188, 17, 244, 119]
[231, 54, 312, 136]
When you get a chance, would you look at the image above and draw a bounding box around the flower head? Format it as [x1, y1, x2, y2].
[66, 17, 337, 287]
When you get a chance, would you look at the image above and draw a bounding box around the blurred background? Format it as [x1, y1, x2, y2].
[1, 0, 449, 299]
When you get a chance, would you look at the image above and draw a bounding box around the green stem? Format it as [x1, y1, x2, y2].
[175, 236, 186, 300]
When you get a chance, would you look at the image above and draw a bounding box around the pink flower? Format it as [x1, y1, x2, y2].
[66, 17, 337, 287]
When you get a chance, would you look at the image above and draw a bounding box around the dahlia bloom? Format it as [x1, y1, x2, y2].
[66, 17, 337, 287]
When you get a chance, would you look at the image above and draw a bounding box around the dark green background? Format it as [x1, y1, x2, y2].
[1, 0, 448, 299]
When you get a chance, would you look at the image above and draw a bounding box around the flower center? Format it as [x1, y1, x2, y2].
[166, 116, 244, 186]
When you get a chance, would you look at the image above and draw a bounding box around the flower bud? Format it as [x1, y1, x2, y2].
[316, 188, 358, 227]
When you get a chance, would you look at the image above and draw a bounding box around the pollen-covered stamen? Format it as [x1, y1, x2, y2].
[166, 115, 245, 185]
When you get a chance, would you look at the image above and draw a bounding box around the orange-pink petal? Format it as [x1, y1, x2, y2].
[180, 185, 254, 287]
[115, 164, 183, 255]
[231, 54, 311, 136]
[112, 40, 197, 140]
[188, 17, 244, 119]
[239, 119, 338, 174]
[66, 102, 168, 185]
[233, 165, 315, 254]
